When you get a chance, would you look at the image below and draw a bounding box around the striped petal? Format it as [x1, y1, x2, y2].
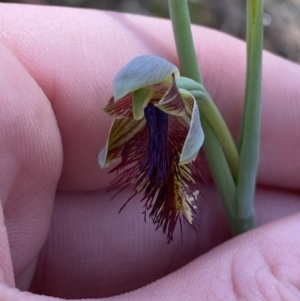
[155, 77, 186, 116]
[152, 115, 200, 240]
[103, 94, 133, 118]
[99, 117, 146, 168]
[99, 55, 206, 242]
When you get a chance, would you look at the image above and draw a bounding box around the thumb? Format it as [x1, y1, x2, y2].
[1, 213, 299, 300]
[113, 213, 300, 301]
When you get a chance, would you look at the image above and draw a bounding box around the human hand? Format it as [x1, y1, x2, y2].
[0, 3, 300, 300]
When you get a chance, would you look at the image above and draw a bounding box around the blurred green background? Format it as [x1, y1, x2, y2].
[4, 0, 300, 63]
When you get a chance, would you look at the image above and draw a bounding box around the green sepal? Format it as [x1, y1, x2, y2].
[113, 55, 179, 100]
[131, 88, 152, 120]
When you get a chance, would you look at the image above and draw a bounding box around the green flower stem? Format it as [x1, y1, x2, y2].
[168, 0, 244, 234]
[168, 0, 262, 236]
[201, 116, 254, 235]
[194, 91, 239, 181]
[167, 0, 239, 177]
[201, 115, 236, 217]
[167, 0, 202, 84]
[177, 79, 255, 233]
[176, 77, 239, 181]
[236, 0, 263, 223]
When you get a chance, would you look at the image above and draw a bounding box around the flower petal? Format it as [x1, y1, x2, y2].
[113, 55, 179, 100]
[137, 114, 198, 241]
[98, 117, 146, 168]
[155, 77, 186, 116]
[179, 90, 204, 165]
[103, 94, 133, 118]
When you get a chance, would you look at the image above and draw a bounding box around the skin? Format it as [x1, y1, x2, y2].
[0, 3, 300, 300]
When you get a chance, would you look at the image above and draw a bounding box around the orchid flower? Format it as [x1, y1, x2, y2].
[99, 55, 204, 242]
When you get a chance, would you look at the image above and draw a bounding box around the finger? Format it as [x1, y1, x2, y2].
[0, 41, 62, 287]
[0, 4, 299, 190]
[112, 212, 300, 301]
[2, 206, 300, 300]
[30, 186, 300, 298]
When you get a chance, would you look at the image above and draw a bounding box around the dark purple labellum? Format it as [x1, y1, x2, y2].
[107, 101, 199, 243]
[143, 103, 169, 184]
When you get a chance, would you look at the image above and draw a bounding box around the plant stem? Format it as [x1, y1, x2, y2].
[176, 77, 239, 181]
[168, 0, 239, 231]
[168, 0, 202, 84]
[167, 0, 238, 174]
[168, 0, 261, 235]
[195, 91, 239, 181]
[202, 118, 255, 235]
[201, 115, 236, 216]
[236, 0, 263, 222]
